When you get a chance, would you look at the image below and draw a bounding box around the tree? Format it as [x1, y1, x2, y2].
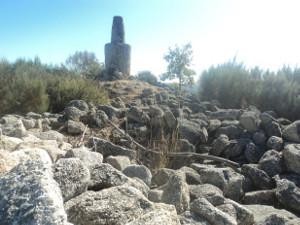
[160, 43, 196, 91]
[65, 51, 104, 79]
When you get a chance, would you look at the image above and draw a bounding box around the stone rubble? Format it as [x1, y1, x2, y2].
[1, 79, 300, 224]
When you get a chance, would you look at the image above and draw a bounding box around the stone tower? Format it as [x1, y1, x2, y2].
[105, 16, 131, 76]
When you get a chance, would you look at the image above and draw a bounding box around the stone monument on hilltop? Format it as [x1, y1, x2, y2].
[104, 16, 131, 77]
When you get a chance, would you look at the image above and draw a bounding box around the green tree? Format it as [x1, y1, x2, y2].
[160, 43, 196, 91]
[65, 51, 104, 79]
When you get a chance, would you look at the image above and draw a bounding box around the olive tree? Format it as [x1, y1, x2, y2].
[160, 43, 195, 91]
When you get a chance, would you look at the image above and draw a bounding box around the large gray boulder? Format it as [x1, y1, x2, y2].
[241, 164, 274, 190]
[258, 150, 283, 177]
[219, 199, 254, 225]
[38, 130, 64, 142]
[282, 120, 300, 143]
[64, 106, 87, 121]
[243, 189, 278, 205]
[106, 155, 131, 170]
[190, 198, 237, 225]
[161, 170, 190, 214]
[178, 119, 208, 145]
[215, 125, 243, 140]
[180, 211, 211, 225]
[244, 141, 265, 163]
[197, 167, 244, 201]
[53, 158, 90, 202]
[189, 184, 225, 205]
[90, 137, 136, 160]
[151, 168, 177, 187]
[179, 166, 202, 185]
[210, 109, 241, 121]
[0, 149, 18, 176]
[64, 185, 180, 225]
[65, 146, 103, 171]
[239, 110, 260, 132]
[211, 134, 229, 156]
[283, 143, 300, 175]
[1, 119, 26, 138]
[65, 99, 89, 112]
[10, 148, 52, 165]
[223, 138, 251, 159]
[123, 164, 152, 187]
[0, 161, 69, 225]
[67, 120, 86, 134]
[244, 204, 300, 224]
[265, 121, 282, 138]
[276, 179, 300, 213]
[127, 106, 150, 124]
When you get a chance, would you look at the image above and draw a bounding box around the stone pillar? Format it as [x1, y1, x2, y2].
[105, 16, 131, 76]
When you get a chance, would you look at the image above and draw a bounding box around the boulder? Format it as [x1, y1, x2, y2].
[223, 138, 251, 159]
[123, 164, 152, 187]
[1, 119, 26, 138]
[265, 121, 282, 138]
[215, 125, 243, 140]
[210, 109, 241, 121]
[53, 158, 90, 202]
[244, 141, 265, 163]
[91, 137, 136, 160]
[207, 119, 222, 134]
[275, 179, 300, 213]
[239, 110, 260, 132]
[88, 163, 130, 190]
[92, 110, 108, 127]
[177, 139, 196, 152]
[127, 106, 150, 124]
[252, 131, 267, 147]
[161, 170, 190, 214]
[178, 119, 207, 145]
[10, 148, 52, 165]
[244, 204, 300, 224]
[282, 120, 300, 143]
[241, 164, 274, 190]
[67, 120, 86, 134]
[243, 189, 278, 205]
[189, 184, 225, 205]
[65, 185, 180, 225]
[17, 140, 65, 163]
[0, 135, 23, 151]
[164, 110, 177, 129]
[64, 106, 87, 121]
[99, 105, 120, 121]
[149, 105, 164, 117]
[148, 189, 163, 203]
[179, 166, 202, 185]
[0, 149, 18, 176]
[180, 211, 211, 225]
[65, 147, 103, 171]
[260, 112, 277, 127]
[219, 199, 254, 225]
[211, 134, 229, 156]
[38, 130, 64, 142]
[267, 136, 284, 151]
[283, 143, 300, 175]
[151, 168, 177, 187]
[197, 167, 244, 201]
[258, 150, 283, 177]
[65, 99, 89, 112]
[190, 198, 237, 225]
[0, 161, 69, 224]
[106, 155, 131, 171]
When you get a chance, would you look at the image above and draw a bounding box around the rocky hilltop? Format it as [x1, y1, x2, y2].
[0, 79, 300, 225]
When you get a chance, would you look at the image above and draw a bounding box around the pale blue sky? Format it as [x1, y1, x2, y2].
[1, 0, 299, 76]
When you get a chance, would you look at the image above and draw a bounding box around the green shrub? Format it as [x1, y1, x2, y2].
[47, 76, 109, 113]
[2, 75, 49, 114]
[137, 70, 158, 85]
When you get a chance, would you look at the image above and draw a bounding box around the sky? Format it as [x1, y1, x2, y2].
[1, 0, 300, 78]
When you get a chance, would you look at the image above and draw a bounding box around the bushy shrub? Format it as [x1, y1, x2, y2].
[198, 60, 300, 120]
[137, 70, 158, 85]
[0, 57, 109, 115]
[3, 75, 49, 114]
[47, 76, 109, 113]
